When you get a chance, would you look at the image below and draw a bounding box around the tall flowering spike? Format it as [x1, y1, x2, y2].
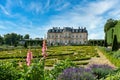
[26, 50, 33, 66]
[42, 40, 47, 58]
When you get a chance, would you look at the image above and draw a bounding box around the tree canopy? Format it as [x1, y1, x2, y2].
[104, 18, 118, 32]
[0, 35, 3, 45]
[4, 33, 23, 46]
[24, 34, 30, 39]
[112, 35, 119, 51]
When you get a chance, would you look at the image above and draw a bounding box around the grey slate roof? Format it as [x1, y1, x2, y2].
[48, 27, 88, 33]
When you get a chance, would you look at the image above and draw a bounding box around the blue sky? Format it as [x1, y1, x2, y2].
[0, 0, 120, 39]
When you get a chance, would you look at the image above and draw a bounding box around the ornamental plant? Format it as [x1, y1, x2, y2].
[26, 50, 33, 66]
[50, 59, 77, 79]
[105, 68, 120, 80]
[89, 64, 114, 79]
[113, 50, 120, 59]
[0, 61, 20, 80]
[23, 40, 47, 80]
[57, 67, 96, 80]
[23, 61, 44, 80]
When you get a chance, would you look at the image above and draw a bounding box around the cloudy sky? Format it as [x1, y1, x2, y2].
[0, 0, 120, 39]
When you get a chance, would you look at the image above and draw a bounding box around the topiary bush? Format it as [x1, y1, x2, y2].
[112, 35, 119, 51]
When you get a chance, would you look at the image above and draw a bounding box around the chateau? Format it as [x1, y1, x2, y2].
[47, 27, 88, 46]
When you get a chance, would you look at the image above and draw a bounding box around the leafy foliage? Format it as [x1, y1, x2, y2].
[113, 50, 120, 59]
[24, 60, 44, 80]
[105, 68, 120, 80]
[104, 18, 117, 32]
[24, 42, 28, 48]
[0, 61, 20, 80]
[112, 35, 119, 51]
[24, 34, 30, 39]
[50, 59, 76, 79]
[104, 34, 108, 47]
[0, 46, 97, 67]
[0, 35, 4, 45]
[90, 64, 114, 79]
[99, 47, 120, 67]
[4, 33, 23, 46]
[57, 67, 96, 80]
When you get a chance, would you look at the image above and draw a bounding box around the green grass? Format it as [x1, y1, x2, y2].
[98, 47, 120, 67]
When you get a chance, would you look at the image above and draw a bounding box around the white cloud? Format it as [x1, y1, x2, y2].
[1, 0, 120, 39]
[55, 2, 70, 11]
[89, 32, 104, 39]
[41, 0, 119, 39]
[29, 2, 42, 14]
[0, 5, 10, 15]
[87, 0, 118, 15]
[44, 0, 50, 10]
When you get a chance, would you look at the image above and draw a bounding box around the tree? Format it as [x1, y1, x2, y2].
[18, 34, 23, 40]
[104, 18, 118, 32]
[24, 42, 28, 48]
[0, 35, 3, 45]
[112, 35, 119, 51]
[104, 33, 108, 47]
[4, 33, 23, 46]
[24, 34, 30, 39]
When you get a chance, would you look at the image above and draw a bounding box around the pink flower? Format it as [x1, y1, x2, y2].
[42, 40, 47, 58]
[26, 50, 33, 66]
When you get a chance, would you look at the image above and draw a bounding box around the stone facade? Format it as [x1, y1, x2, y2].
[47, 27, 88, 46]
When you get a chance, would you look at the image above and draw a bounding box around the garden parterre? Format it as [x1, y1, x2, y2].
[0, 46, 98, 66]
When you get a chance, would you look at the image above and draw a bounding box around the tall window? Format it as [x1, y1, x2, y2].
[52, 35, 54, 38]
[76, 35, 78, 38]
[80, 35, 81, 38]
[72, 35, 74, 38]
[80, 41, 81, 44]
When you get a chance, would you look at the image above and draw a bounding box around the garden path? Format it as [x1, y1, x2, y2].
[87, 48, 116, 68]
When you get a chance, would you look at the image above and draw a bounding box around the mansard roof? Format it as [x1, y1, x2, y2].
[48, 27, 88, 33]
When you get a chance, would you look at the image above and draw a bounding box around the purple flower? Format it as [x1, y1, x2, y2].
[57, 67, 96, 80]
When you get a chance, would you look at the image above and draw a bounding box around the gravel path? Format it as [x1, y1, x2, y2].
[45, 48, 116, 70]
[87, 48, 116, 68]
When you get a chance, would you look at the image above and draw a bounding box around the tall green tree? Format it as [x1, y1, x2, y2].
[4, 33, 23, 46]
[104, 18, 118, 32]
[24, 42, 28, 48]
[112, 35, 119, 51]
[104, 33, 108, 47]
[24, 34, 30, 39]
[0, 35, 3, 45]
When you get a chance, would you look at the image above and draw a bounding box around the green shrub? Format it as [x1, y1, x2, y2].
[0, 61, 20, 80]
[57, 67, 96, 80]
[90, 64, 114, 79]
[49, 59, 76, 79]
[113, 50, 120, 59]
[105, 68, 120, 80]
[99, 47, 120, 67]
[22, 59, 45, 80]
